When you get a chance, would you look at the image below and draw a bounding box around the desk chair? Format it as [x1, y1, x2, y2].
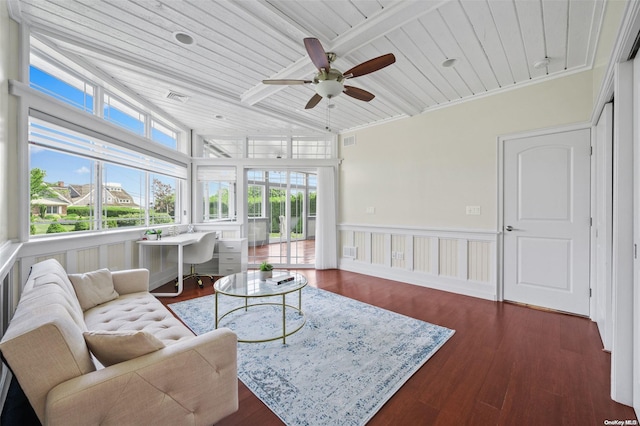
[168, 231, 217, 289]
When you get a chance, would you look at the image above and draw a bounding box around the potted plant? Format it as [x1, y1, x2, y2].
[259, 261, 273, 280]
[145, 229, 161, 240]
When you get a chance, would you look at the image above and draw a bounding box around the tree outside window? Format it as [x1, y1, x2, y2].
[150, 176, 176, 225]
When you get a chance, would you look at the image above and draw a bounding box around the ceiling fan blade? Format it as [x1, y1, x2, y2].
[305, 93, 323, 109]
[262, 79, 312, 85]
[344, 53, 396, 78]
[304, 37, 330, 72]
[343, 85, 375, 102]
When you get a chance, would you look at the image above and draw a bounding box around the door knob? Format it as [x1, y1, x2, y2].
[505, 225, 515, 232]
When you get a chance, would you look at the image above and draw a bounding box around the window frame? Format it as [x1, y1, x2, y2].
[27, 114, 186, 238]
[29, 38, 187, 155]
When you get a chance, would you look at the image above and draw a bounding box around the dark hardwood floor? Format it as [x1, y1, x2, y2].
[156, 270, 637, 426]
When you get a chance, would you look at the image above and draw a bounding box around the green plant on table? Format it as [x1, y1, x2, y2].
[259, 261, 273, 271]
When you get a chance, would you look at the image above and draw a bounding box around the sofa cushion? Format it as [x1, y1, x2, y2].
[83, 330, 165, 366]
[68, 269, 119, 311]
[83, 292, 195, 346]
[25, 259, 84, 316]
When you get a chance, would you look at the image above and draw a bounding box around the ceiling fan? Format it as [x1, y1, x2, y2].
[262, 37, 396, 109]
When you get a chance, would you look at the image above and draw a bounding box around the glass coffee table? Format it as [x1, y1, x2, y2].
[213, 271, 307, 344]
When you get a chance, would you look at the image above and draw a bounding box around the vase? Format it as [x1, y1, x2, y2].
[259, 270, 272, 280]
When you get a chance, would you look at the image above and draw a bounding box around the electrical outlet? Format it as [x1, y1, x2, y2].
[392, 251, 404, 261]
[466, 205, 481, 215]
[366, 206, 375, 214]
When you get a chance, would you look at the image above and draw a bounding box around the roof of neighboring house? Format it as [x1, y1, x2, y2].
[31, 188, 71, 206]
[68, 184, 139, 207]
[30, 198, 68, 206]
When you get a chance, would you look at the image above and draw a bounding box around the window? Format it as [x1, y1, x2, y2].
[102, 163, 145, 228]
[202, 138, 244, 158]
[197, 167, 237, 222]
[201, 136, 334, 159]
[150, 174, 178, 225]
[247, 170, 265, 218]
[292, 137, 333, 159]
[29, 64, 94, 113]
[104, 93, 145, 136]
[248, 138, 287, 159]
[152, 120, 178, 150]
[30, 45, 185, 153]
[28, 116, 186, 237]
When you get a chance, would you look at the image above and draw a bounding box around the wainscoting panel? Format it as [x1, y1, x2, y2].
[468, 240, 492, 282]
[77, 247, 100, 273]
[354, 231, 367, 262]
[371, 233, 386, 265]
[438, 239, 458, 277]
[413, 236, 432, 273]
[36, 252, 66, 265]
[107, 243, 127, 271]
[339, 224, 498, 301]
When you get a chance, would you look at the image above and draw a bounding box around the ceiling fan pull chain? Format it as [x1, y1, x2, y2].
[325, 102, 331, 131]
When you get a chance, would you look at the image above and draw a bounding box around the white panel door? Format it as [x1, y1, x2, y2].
[503, 128, 591, 315]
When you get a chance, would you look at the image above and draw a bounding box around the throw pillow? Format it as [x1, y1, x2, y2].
[83, 330, 165, 366]
[68, 269, 119, 311]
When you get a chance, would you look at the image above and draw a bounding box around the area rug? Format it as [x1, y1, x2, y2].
[169, 286, 454, 426]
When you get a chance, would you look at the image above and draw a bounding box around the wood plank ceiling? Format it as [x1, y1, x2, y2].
[10, 0, 606, 136]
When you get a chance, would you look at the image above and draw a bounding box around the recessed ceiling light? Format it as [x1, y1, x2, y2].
[533, 57, 551, 69]
[441, 58, 457, 68]
[173, 31, 195, 46]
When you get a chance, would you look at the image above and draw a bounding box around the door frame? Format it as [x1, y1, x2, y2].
[591, 102, 614, 351]
[245, 168, 316, 269]
[497, 122, 592, 304]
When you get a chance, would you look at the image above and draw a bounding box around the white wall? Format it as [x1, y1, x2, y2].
[339, 70, 593, 230]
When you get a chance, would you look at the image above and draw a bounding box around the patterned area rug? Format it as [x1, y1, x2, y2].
[169, 286, 454, 426]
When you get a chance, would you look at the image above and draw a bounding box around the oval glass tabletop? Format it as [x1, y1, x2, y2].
[214, 270, 307, 298]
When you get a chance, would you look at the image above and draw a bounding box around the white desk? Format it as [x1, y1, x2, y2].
[137, 231, 211, 297]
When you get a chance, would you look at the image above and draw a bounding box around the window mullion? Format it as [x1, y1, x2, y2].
[95, 161, 103, 231]
[95, 85, 103, 119]
[144, 172, 150, 227]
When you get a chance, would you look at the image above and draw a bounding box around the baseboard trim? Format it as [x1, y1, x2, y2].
[339, 259, 497, 301]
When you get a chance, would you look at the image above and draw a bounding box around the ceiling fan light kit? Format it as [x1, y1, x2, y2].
[262, 37, 396, 109]
[316, 80, 343, 98]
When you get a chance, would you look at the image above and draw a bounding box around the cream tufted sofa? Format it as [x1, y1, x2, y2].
[0, 259, 238, 425]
